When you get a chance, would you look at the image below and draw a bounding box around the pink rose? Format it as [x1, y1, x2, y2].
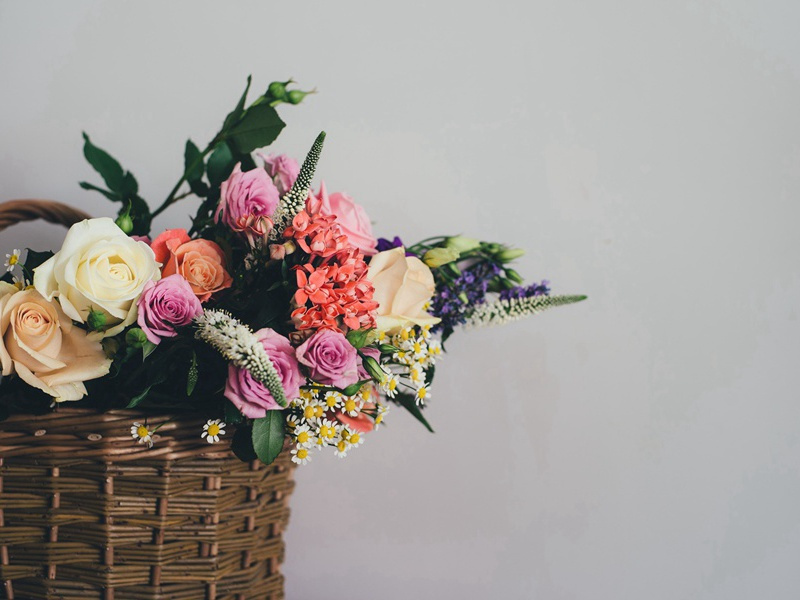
[136, 274, 203, 344]
[215, 163, 280, 236]
[224, 328, 302, 418]
[295, 329, 359, 389]
[260, 153, 299, 196]
[307, 181, 378, 256]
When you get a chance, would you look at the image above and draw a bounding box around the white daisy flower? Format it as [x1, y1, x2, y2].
[333, 439, 349, 458]
[341, 395, 362, 417]
[322, 390, 343, 411]
[374, 404, 390, 428]
[315, 418, 340, 447]
[4, 249, 21, 273]
[343, 428, 364, 448]
[11, 274, 29, 290]
[293, 424, 316, 448]
[415, 384, 430, 406]
[381, 373, 400, 398]
[299, 398, 324, 424]
[130, 422, 154, 448]
[291, 446, 313, 465]
[420, 325, 432, 340]
[201, 419, 226, 444]
[408, 365, 425, 385]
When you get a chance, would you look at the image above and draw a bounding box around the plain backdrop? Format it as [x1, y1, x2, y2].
[1, 1, 799, 598]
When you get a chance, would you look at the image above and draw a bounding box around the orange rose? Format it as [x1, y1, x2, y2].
[151, 229, 232, 302]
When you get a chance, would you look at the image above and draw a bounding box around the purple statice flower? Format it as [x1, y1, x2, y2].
[499, 280, 551, 301]
[376, 236, 404, 252]
[430, 261, 501, 333]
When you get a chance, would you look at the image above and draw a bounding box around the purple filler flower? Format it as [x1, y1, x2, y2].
[136, 274, 203, 344]
[296, 329, 359, 389]
[376, 236, 404, 252]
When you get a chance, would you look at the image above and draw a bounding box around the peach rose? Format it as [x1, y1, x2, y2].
[151, 229, 233, 302]
[0, 283, 111, 401]
[367, 247, 441, 332]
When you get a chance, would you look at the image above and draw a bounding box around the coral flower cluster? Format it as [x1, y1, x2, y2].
[285, 204, 378, 333]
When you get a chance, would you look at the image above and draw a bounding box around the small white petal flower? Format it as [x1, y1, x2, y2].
[201, 419, 227, 444]
[4, 249, 21, 273]
[130, 422, 154, 448]
[293, 424, 316, 448]
[291, 446, 313, 465]
[415, 384, 430, 406]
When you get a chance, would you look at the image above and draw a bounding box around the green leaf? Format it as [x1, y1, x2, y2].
[79, 181, 121, 202]
[224, 400, 245, 425]
[126, 384, 154, 408]
[232, 424, 258, 462]
[252, 411, 286, 465]
[207, 141, 235, 186]
[186, 352, 198, 396]
[82, 133, 125, 192]
[346, 329, 375, 349]
[142, 341, 157, 360]
[23, 249, 54, 273]
[222, 75, 252, 131]
[396, 393, 435, 433]
[226, 103, 286, 154]
[341, 379, 372, 397]
[184, 139, 205, 183]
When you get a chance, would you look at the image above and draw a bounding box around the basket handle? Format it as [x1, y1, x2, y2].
[0, 199, 91, 233]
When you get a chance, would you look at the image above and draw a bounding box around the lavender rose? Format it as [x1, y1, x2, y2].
[224, 328, 302, 418]
[215, 163, 280, 233]
[260, 153, 299, 196]
[296, 329, 359, 389]
[136, 274, 203, 344]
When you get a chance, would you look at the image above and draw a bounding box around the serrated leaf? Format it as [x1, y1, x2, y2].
[252, 411, 286, 465]
[186, 352, 198, 396]
[226, 103, 286, 154]
[345, 329, 373, 349]
[207, 142, 235, 186]
[396, 393, 435, 433]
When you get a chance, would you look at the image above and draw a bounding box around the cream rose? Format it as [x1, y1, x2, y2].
[34, 218, 161, 337]
[367, 247, 441, 332]
[0, 284, 111, 401]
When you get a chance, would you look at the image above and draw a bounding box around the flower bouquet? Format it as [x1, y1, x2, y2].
[0, 78, 584, 599]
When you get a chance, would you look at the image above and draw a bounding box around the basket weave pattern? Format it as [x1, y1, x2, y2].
[0, 409, 295, 600]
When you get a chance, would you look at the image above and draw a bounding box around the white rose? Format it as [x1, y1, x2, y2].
[0, 285, 111, 401]
[34, 218, 161, 338]
[367, 247, 441, 333]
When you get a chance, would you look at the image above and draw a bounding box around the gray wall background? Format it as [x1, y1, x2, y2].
[2, 1, 799, 598]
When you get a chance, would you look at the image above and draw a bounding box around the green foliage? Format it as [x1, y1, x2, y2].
[225, 103, 286, 154]
[80, 133, 152, 235]
[231, 424, 257, 461]
[395, 393, 435, 433]
[186, 352, 198, 396]
[252, 411, 286, 465]
[346, 328, 375, 349]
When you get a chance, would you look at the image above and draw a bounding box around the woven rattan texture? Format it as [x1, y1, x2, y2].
[0, 409, 295, 600]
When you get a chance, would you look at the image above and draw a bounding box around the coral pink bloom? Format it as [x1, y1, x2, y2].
[294, 267, 331, 305]
[150, 229, 191, 265]
[334, 408, 375, 433]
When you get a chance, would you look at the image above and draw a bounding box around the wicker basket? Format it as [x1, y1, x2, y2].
[0, 201, 296, 600]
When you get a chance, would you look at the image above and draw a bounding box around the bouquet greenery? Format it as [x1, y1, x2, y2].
[0, 78, 585, 466]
